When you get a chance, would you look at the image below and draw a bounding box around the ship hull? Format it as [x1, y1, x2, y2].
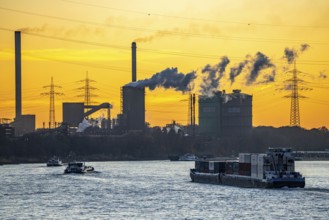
[190, 169, 305, 189]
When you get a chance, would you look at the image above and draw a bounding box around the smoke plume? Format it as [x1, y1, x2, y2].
[229, 60, 248, 85]
[262, 70, 276, 83]
[19, 24, 106, 38]
[246, 52, 275, 85]
[229, 52, 275, 85]
[200, 56, 230, 96]
[134, 23, 221, 43]
[126, 67, 196, 93]
[283, 43, 310, 64]
[319, 71, 327, 79]
[134, 28, 180, 43]
[300, 44, 310, 52]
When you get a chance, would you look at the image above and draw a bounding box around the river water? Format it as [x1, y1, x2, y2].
[0, 161, 328, 219]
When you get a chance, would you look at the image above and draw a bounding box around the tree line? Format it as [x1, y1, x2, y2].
[0, 126, 328, 164]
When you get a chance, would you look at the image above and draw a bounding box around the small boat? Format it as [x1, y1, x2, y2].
[47, 156, 63, 167]
[64, 162, 94, 174]
[190, 148, 305, 188]
[179, 153, 198, 161]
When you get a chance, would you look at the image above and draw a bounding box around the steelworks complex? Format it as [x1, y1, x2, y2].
[1, 31, 252, 138]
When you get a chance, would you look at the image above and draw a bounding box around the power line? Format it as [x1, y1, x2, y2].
[63, 0, 329, 29]
[20, 52, 131, 72]
[1, 28, 329, 65]
[1, 5, 329, 45]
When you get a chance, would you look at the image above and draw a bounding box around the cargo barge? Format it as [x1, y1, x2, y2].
[190, 148, 305, 188]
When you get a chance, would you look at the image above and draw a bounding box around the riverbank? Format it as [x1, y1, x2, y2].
[1, 126, 329, 165]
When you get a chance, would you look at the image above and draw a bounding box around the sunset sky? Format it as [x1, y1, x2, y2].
[0, 0, 328, 129]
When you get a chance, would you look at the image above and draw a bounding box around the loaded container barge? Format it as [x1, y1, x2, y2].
[190, 148, 305, 188]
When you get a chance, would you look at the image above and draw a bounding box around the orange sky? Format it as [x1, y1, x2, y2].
[0, 0, 328, 129]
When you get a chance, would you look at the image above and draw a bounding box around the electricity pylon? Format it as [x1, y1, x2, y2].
[284, 62, 307, 127]
[77, 71, 97, 107]
[41, 77, 63, 128]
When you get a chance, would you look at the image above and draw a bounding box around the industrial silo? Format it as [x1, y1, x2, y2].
[122, 85, 145, 131]
[198, 92, 222, 136]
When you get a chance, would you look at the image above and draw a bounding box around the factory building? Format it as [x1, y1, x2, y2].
[62, 103, 85, 127]
[62, 102, 112, 130]
[12, 115, 36, 136]
[198, 92, 222, 136]
[221, 90, 252, 136]
[11, 31, 36, 136]
[121, 85, 145, 131]
[0, 123, 15, 138]
[116, 42, 146, 132]
[198, 90, 252, 137]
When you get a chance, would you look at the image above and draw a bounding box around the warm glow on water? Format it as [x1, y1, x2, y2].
[0, 0, 329, 129]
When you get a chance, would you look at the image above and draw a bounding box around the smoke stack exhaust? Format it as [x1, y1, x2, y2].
[132, 42, 136, 82]
[15, 31, 22, 118]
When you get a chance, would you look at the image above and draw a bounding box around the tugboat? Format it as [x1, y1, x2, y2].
[190, 148, 305, 188]
[47, 156, 63, 167]
[64, 162, 94, 174]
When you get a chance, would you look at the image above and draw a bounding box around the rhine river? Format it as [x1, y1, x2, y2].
[0, 161, 328, 219]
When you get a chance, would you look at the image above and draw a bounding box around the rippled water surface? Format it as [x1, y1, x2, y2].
[1, 161, 328, 219]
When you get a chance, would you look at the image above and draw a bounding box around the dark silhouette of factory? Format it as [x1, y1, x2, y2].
[63, 42, 145, 133]
[3, 32, 252, 137]
[114, 42, 145, 132]
[11, 31, 36, 136]
[199, 90, 252, 137]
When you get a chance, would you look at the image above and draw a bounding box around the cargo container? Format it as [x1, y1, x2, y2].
[239, 163, 251, 176]
[239, 153, 251, 163]
[257, 154, 265, 179]
[190, 148, 305, 188]
[251, 164, 258, 178]
[251, 154, 258, 165]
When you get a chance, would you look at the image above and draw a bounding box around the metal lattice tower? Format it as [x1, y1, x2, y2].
[78, 71, 97, 107]
[284, 62, 308, 127]
[41, 77, 63, 128]
[290, 63, 300, 126]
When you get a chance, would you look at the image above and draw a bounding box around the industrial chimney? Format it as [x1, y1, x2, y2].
[15, 31, 22, 118]
[131, 42, 136, 82]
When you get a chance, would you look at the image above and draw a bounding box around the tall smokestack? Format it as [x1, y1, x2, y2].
[132, 42, 136, 82]
[15, 31, 22, 118]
